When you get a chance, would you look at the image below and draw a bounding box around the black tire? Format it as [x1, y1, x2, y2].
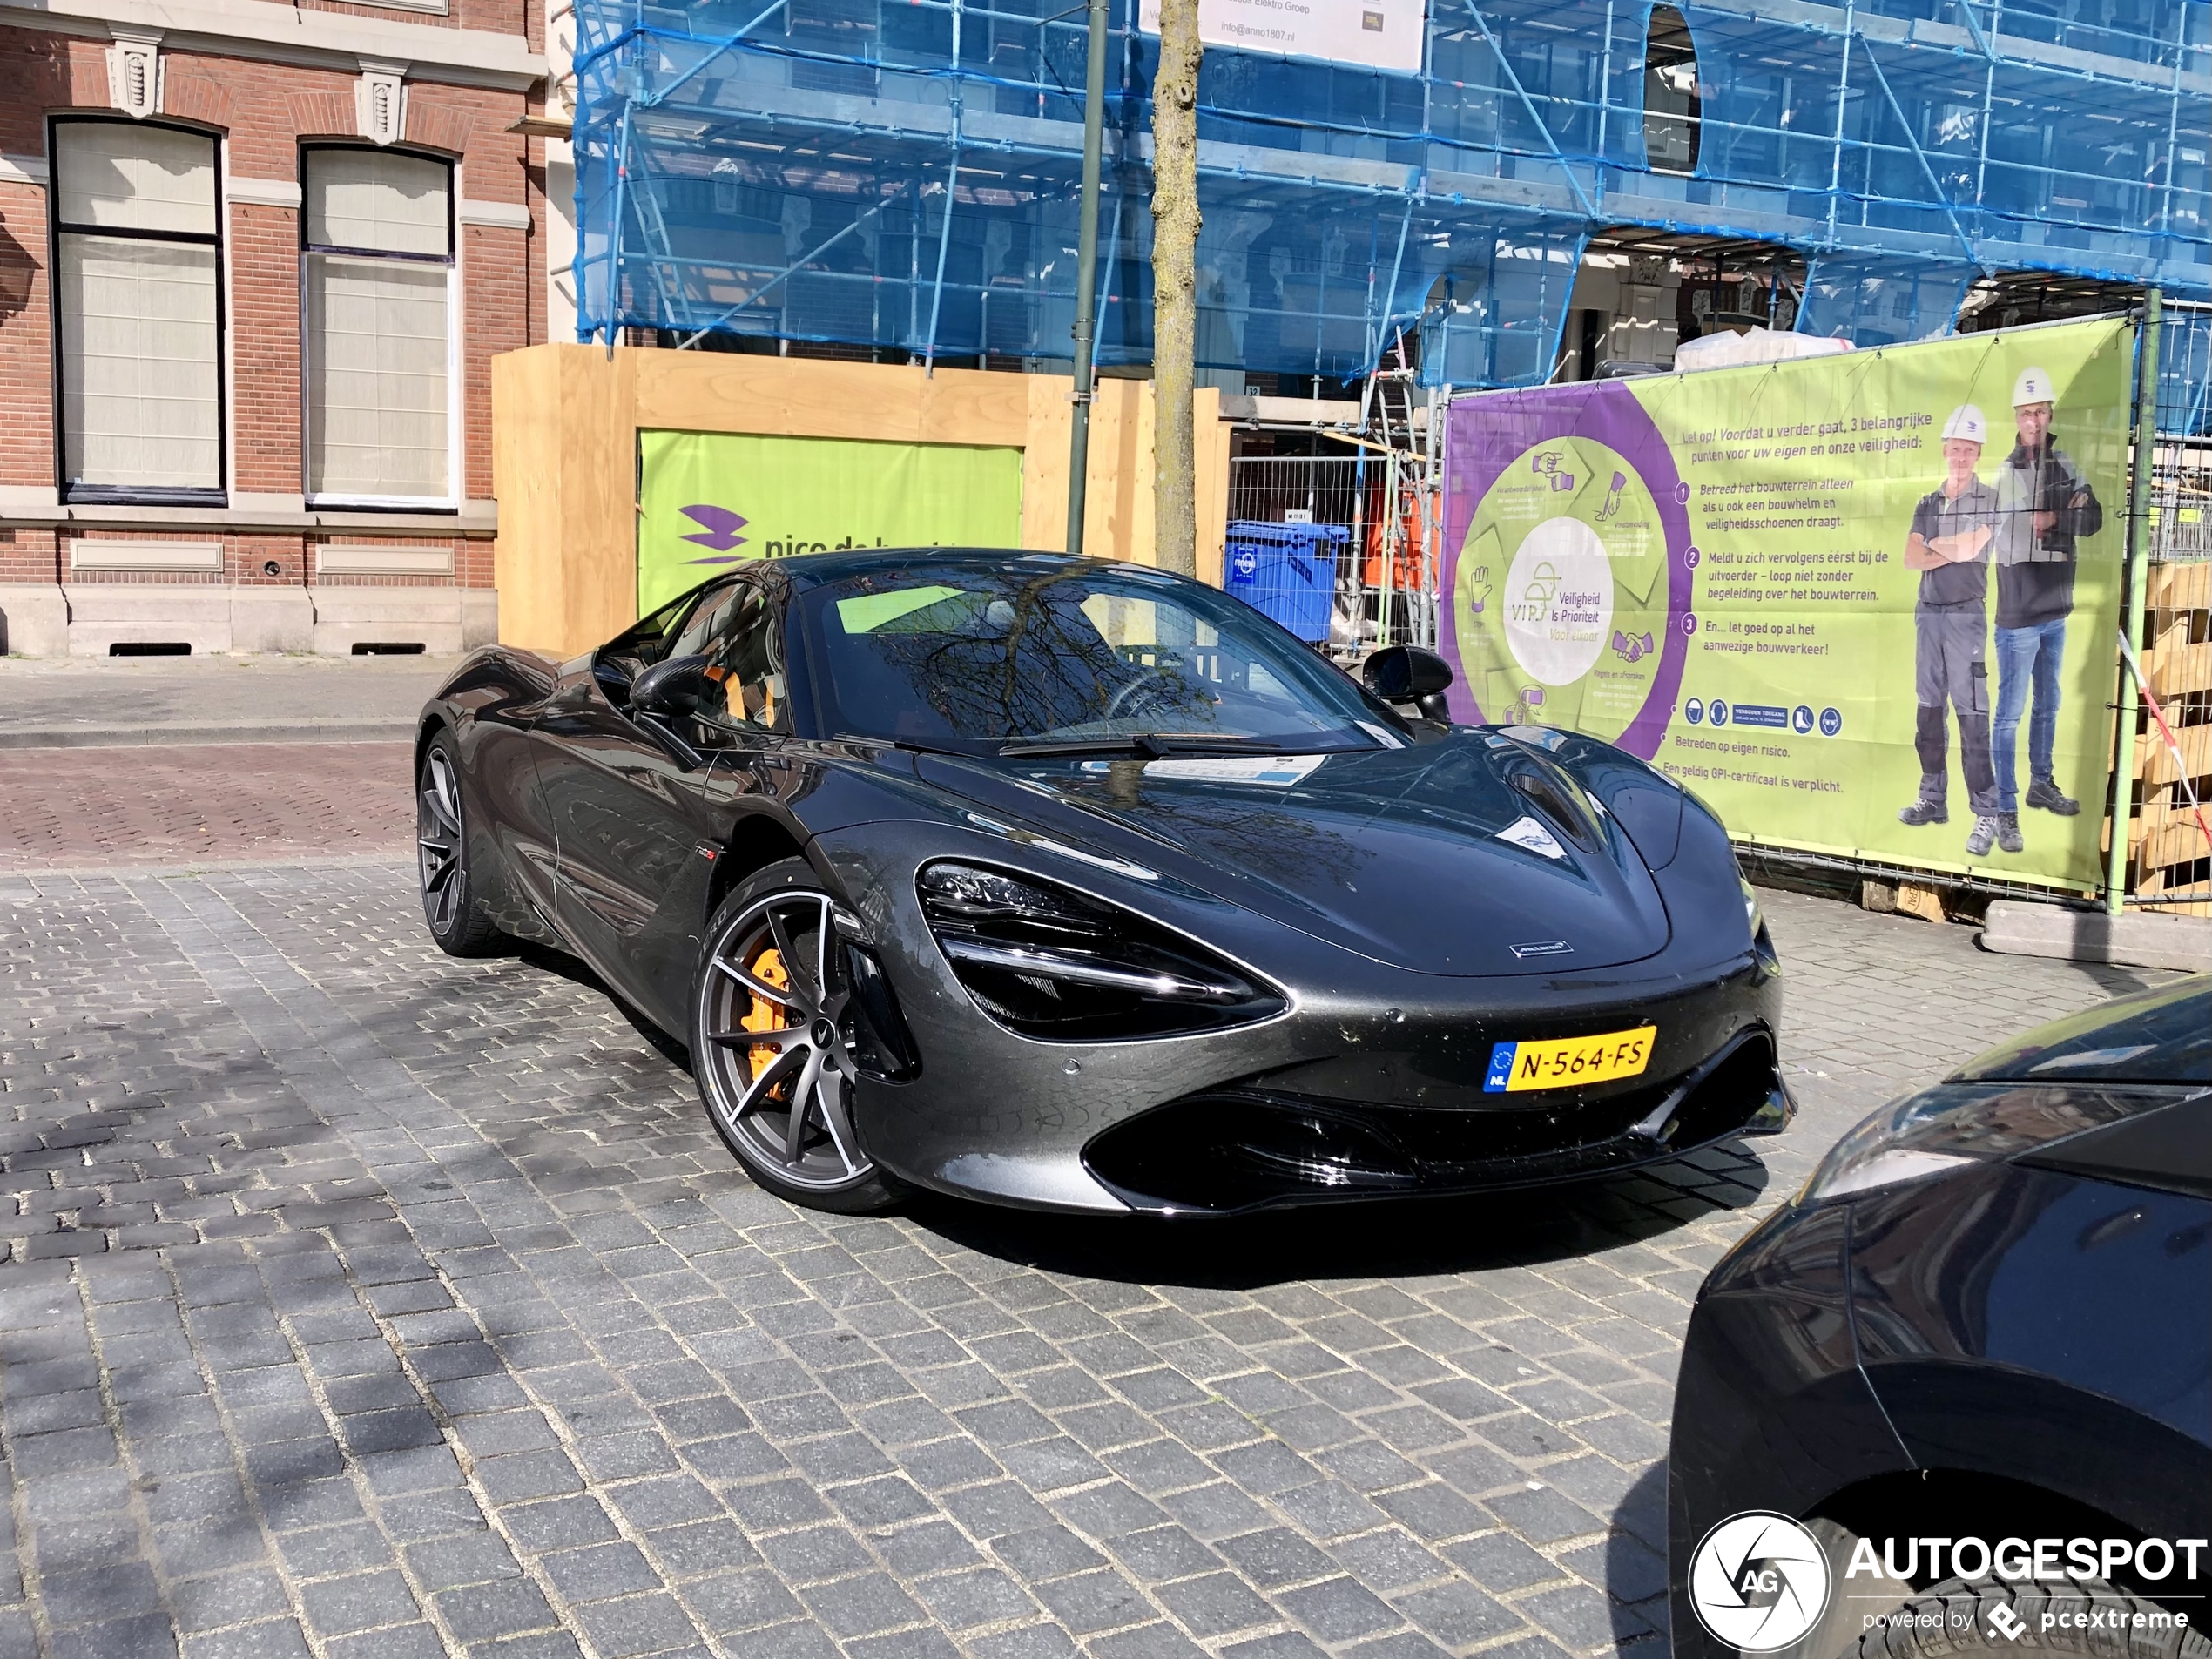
[416, 732, 502, 957]
[691, 858, 901, 1214]
[1765, 1519, 1913, 1659]
[1852, 1578, 2211, 1659]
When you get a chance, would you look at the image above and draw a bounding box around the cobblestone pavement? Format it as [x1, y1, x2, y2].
[0, 657, 459, 740]
[0, 745, 412, 873]
[0, 862, 2169, 1659]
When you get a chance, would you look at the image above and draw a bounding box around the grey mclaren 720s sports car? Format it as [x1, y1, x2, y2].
[413, 549, 1790, 1215]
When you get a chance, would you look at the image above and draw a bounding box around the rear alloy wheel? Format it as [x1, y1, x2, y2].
[693, 863, 899, 1213]
[417, 735, 500, 956]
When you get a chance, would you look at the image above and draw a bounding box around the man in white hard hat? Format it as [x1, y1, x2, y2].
[1991, 364, 2103, 846]
[1898, 404, 2001, 851]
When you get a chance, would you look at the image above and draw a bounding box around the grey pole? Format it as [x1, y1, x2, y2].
[1065, 0, 1110, 556]
[2106, 287, 2162, 916]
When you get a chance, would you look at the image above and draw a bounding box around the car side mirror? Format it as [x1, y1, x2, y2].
[1363, 645, 1454, 723]
[631, 653, 711, 718]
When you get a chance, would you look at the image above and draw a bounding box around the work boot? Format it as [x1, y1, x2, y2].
[1898, 785, 1948, 826]
[2026, 776, 2080, 816]
[1996, 813, 2023, 853]
[1966, 814, 1998, 856]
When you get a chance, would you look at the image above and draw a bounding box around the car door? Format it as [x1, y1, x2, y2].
[428, 652, 563, 945]
[631, 576, 804, 1012]
[536, 577, 793, 1033]
[523, 584, 717, 959]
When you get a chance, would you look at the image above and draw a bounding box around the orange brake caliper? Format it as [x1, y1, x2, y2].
[742, 948, 792, 1087]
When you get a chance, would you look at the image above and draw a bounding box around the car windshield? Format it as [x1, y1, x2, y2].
[795, 559, 1386, 755]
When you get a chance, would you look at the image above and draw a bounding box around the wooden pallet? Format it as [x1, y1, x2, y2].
[2121, 558, 2212, 915]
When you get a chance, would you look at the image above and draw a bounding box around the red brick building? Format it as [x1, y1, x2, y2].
[0, 0, 550, 655]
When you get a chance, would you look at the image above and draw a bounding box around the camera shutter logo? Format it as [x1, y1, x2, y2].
[1688, 1512, 1831, 1652]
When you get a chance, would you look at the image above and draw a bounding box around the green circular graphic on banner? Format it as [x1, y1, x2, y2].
[1454, 436, 1670, 742]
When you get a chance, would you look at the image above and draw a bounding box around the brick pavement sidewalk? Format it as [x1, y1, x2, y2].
[0, 745, 414, 873]
[0, 657, 459, 742]
[0, 862, 2169, 1659]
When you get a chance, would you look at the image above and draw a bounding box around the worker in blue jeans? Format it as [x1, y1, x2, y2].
[1991, 366, 2104, 854]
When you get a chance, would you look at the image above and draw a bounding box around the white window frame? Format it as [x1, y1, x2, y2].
[299, 143, 462, 512]
[50, 115, 228, 507]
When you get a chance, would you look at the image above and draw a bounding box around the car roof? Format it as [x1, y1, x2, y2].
[771, 549, 1173, 590]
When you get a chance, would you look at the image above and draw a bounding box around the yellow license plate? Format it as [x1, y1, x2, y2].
[1484, 1025, 1656, 1094]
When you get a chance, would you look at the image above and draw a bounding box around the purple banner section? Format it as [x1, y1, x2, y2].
[1439, 381, 1696, 760]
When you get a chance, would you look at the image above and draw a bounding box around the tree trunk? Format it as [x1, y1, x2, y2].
[1150, 0, 1201, 577]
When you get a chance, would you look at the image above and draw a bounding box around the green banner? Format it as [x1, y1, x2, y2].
[637, 431, 1025, 614]
[1440, 319, 2134, 889]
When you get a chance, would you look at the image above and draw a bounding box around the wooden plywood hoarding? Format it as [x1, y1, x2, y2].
[492, 345, 1228, 658]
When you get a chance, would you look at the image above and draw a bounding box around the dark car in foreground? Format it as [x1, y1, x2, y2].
[414, 549, 1789, 1215]
[1669, 976, 2212, 1659]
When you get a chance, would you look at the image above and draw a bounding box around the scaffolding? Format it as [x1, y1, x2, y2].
[574, 0, 2209, 388]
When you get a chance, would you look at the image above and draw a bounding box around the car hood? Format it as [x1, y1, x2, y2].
[1951, 978, 2211, 1087]
[912, 735, 1674, 976]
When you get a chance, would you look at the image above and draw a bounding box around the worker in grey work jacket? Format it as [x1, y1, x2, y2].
[1898, 404, 2005, 855]
[1991, 365, 2104, 842]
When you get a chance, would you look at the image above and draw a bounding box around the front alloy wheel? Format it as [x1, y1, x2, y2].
[417, 737, 498, 955]
[694, 869, 898, 1212]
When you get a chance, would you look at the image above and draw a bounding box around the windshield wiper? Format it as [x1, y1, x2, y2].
[887, 738, 971, 757]
[997, 734, 1285, 759]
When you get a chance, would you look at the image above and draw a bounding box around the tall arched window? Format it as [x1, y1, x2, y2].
[301, 145, 456, 507]
[1644, 6, 1702, 177]
[51, 118, 225, 503]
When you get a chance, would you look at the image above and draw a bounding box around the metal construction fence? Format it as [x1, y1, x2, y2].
[2124, 300, 2212, 911]
[1225, 455, 1402, 660]
[2151, 300, 2212, 557]
[1197, 305, 2209, 911]
[1225, 427, 1443, 663]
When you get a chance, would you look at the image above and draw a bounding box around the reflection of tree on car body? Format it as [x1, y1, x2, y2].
[1993, 366, 2104, 840]
[1899, 406, 2006, 857]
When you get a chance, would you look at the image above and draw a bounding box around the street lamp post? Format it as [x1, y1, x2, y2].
[1064, 0, 1110, 556]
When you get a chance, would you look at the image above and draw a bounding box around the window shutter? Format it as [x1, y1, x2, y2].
[60, 239, 220, 489]
[306, 258, 449, 499]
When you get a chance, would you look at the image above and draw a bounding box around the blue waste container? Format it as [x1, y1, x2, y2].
[1223, 521, 1350, 642]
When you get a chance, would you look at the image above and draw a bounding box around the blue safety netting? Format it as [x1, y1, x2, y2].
[2159, 301, 2212, 439]
[572, 0, 2211, 388]
[1797, 253, 1980, 348]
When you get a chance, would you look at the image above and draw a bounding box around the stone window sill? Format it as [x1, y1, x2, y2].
[0, 498, 498, 538]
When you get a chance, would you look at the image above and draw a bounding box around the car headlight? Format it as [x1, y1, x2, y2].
[1795, 1081, 2143, 1206]
[918, 862, 1285, 1041]
[1797, 1144, 1978, 1203]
